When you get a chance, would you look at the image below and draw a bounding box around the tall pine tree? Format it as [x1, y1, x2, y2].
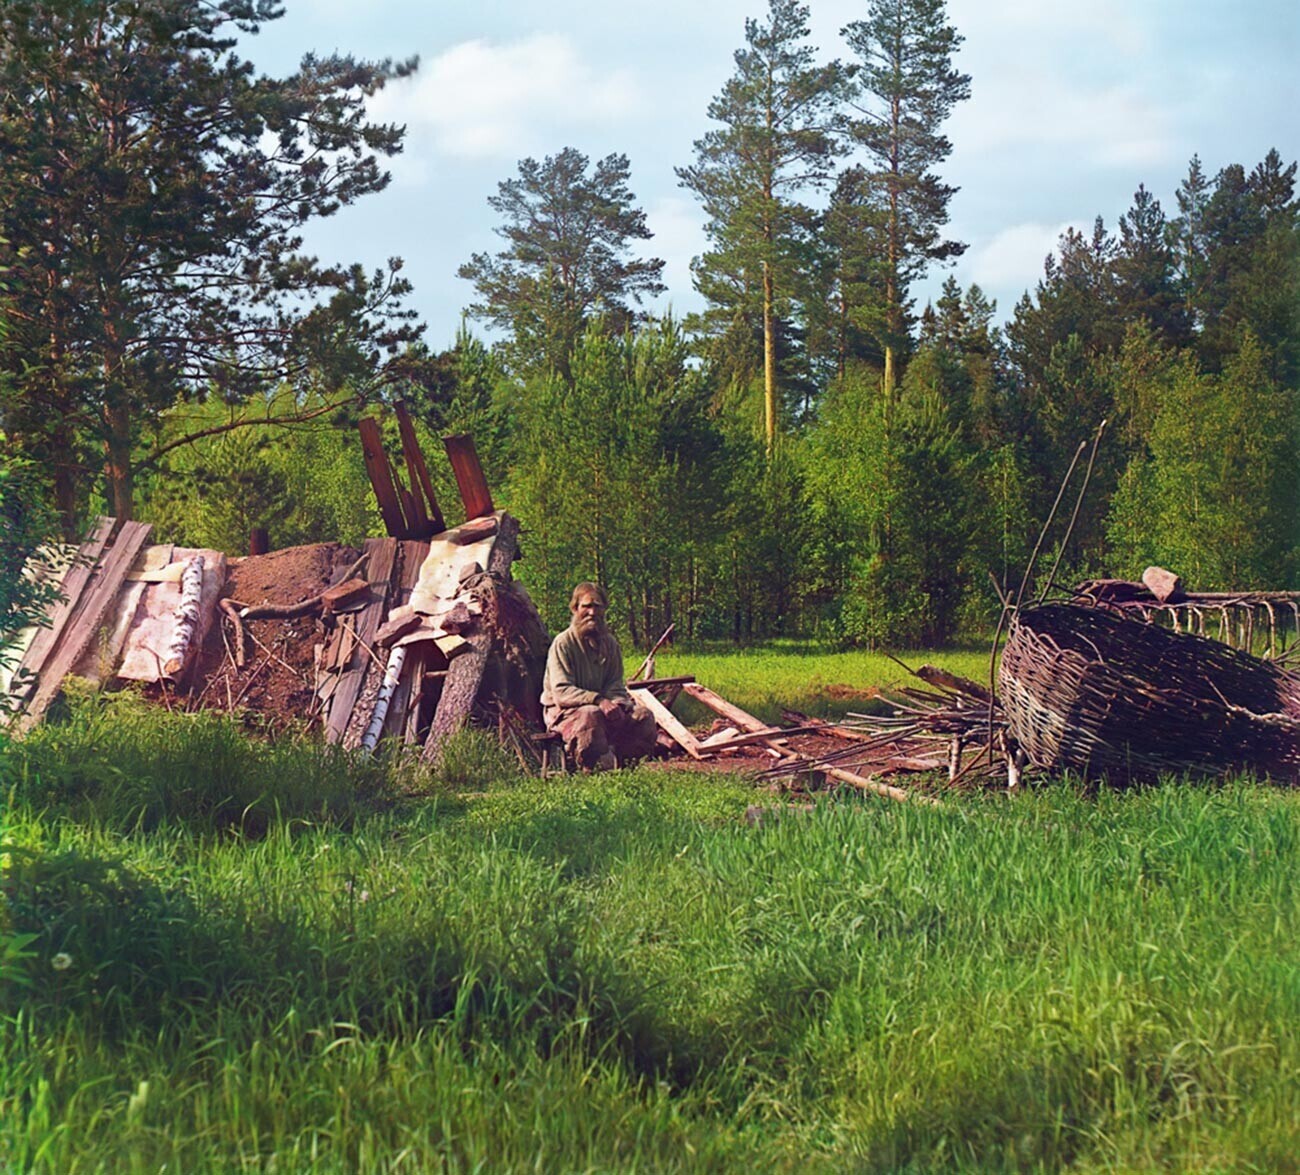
[841, 0, 970, 401]
[678, 0, 848, 453]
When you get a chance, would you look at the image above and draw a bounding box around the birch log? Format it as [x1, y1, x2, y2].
[361, 645, 407, 753]
[163, 556, 205, 677]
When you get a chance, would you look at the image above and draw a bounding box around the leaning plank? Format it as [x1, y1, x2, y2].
[12, 516, 117, 697]
[634, 687, 706, 759]
[13, 520, 152, 733]
[443, 433, 495, 520]
[680, 682, 766, 730]
[325, 538, 400, 744]
[357, 418, 408, 537]
[681, 682, 792, 760]
[395, 402, 444, 534]
[422, 513, 518, 759]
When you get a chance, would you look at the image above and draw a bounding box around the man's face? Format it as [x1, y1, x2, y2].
[572, 591, 607, 640]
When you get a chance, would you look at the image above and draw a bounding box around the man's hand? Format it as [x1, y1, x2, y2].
[598, 696, 629, 720]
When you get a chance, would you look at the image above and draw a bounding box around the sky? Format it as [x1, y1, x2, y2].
[240, 0, 1299, 349]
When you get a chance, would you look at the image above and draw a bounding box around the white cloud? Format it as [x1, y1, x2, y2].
[965, 220, 1078, 293]
[950, 70, 1174, 171]
[368, 34, 643, 160]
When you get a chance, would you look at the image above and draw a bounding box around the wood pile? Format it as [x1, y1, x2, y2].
[5, 420, 548, 762]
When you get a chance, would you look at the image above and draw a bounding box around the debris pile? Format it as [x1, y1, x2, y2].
[5, 426, 548, 761]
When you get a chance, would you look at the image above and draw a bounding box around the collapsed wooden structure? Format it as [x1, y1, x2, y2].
[5, 424, 549, 760]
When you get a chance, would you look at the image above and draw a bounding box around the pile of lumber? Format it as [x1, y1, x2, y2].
[5, 421, 549, 762]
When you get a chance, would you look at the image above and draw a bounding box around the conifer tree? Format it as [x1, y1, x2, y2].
[459, 148, 665, 384]
[841, 0, 970, 401]
[678, 0, 848, 454]
[0, 0, 419, 531]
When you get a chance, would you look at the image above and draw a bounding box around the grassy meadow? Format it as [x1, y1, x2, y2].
[2, 648, 1298, 1173]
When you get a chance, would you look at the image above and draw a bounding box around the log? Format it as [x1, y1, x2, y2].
[1142, 565, 1185, 604]
[914, 664, 992, 703]
[422, 513, 519, 759]
[162, 556, 205, 677]
[360, 645, 407, 753]
[823, 764, 942, 806]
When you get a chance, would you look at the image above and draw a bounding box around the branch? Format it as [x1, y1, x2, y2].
[133, 394, 358, 476]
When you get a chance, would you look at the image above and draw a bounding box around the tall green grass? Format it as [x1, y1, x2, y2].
[2, 681, 1298, 1171]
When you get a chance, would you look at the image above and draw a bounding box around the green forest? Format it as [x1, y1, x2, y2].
[3, 0, 1297, 647]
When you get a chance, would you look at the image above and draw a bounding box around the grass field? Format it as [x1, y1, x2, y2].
[2, 649, 1298, 1173]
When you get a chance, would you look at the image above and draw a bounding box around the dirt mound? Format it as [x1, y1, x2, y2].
[179, 543, 361, 730]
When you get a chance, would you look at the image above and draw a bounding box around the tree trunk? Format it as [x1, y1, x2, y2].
[104, 396, 134, 520]
[762, 259, 777, 455]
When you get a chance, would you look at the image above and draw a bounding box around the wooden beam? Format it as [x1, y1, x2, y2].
[627, 675, 696, 690]
[395, 402, 444, 535]
[357, 418, 407, 537]
[14, 520, 152, 733]
[680, 682, 768, 732]
[443, 433, 494, 521]
[681, 682, 791, 760]
[633, 687, 705, 759]
[697, 724, 820, 752]
[325, 538, 400, 744]
[11, 516, 117, 704]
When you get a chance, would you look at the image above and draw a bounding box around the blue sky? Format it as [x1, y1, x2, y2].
[242, 0, 1299, 348]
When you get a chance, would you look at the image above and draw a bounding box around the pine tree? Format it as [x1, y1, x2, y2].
[0, 0, 418, 531]
[841, 0, 970, 401]
[458, 148, 665, 384]
[677, 0, 848, 454]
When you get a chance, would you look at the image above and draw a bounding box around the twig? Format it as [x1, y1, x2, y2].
[1038, 419, 1108, 605]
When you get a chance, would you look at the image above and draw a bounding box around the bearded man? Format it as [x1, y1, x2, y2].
[540, 582, 659, 771]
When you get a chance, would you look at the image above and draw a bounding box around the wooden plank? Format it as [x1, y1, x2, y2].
[681, 682, 792, 760]
[396, 402, 444, 535]
[325, 538, 400, 744]
[680, 682, 770, 732]
[697, 725, 820, 752]
[443, 433, 494, 521]
[12, 516, 117, 695]
[634, 687, 706, 759]
[357, 418, 407, 537]
[14, 520, 152, 733]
